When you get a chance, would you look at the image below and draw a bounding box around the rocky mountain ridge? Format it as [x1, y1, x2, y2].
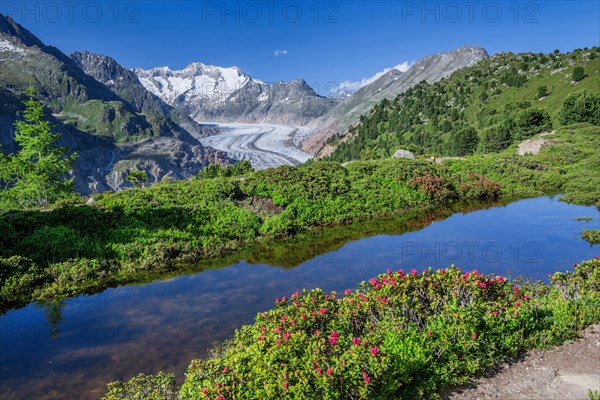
[134, 64, 339, 125]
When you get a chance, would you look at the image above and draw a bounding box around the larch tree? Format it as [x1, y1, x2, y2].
[0, 88, 77, 209]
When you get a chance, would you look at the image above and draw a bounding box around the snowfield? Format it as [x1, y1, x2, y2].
[0, 38, 26, 55]
[199, 123, 313, 170]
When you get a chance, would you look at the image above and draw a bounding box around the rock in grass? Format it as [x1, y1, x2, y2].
[393, 149, 415, 159]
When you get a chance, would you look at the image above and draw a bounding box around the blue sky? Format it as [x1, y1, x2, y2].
[2, 1, 599, 93]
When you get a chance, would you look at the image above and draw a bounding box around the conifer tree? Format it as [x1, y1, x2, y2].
[0, 88, 76, 209]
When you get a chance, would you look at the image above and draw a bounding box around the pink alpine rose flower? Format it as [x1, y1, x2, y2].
[363, 372, 371, 384]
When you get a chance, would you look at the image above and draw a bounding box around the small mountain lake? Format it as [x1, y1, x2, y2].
[0, 196, 598, 399]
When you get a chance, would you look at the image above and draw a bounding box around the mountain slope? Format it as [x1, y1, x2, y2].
[324, 47, 599, 162]
[134, 64, 339, 125]
[303, 46, 489, 156]
[70, 51, 217, 139]
[0, 14, 229, 194]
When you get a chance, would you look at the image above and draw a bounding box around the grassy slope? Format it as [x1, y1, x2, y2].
[463, 54, 599, 124]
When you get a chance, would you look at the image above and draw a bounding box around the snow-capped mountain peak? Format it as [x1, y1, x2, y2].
[134, 63, 252, 106]
[134, 62, 338, 125]
[336, 61, 412, 95]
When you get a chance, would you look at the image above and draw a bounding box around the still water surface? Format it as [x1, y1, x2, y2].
[0, 196, 598, 399]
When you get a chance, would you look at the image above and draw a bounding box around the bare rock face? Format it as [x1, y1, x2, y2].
[393, 149, 415, 159]
[134, 65, 339, 126]
[94, 137, 232, 193]
[303, 46, 489, 156]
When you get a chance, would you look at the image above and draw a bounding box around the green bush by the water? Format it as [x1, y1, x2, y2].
[582, 229, 600, 245]
[103, 259, 600, 400]
[0, 124, 598, 313]
[0, 157, 502, 311]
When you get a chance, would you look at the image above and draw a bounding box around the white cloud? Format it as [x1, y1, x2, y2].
[338, 61, 413, 92]
[274, 49, 288, 57]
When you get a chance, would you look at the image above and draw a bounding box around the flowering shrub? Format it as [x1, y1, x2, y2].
[407, 172, 501, 203]
[407, 174, 454, 202]
[174, 259, 600, 400]
[453, 171, 502, 199]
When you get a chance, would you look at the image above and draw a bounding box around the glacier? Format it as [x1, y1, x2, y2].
[200, 123, 312, 170]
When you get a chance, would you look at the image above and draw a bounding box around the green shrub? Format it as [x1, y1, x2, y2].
[0, 219, 16, 252]
[126, 170, 149, 188]
[103, 372, 178, 400]
[451, 126, 479, 156]
[582, 229, 600, 244]
[19, 226, 97, 263]
[558, 90, 600, 125]
[478, 124, 512, 153]
[515, 109, 553, 139]
[0, 256, 46, 310]
[572, 66, 586, 82]
[199, 160, 254, 179]
[242, 162, 351, 206]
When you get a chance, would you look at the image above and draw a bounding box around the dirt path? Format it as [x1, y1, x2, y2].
[444, 324, 600, 399]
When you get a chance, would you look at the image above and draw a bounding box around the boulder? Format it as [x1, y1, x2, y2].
[392, 149, 415, 159]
